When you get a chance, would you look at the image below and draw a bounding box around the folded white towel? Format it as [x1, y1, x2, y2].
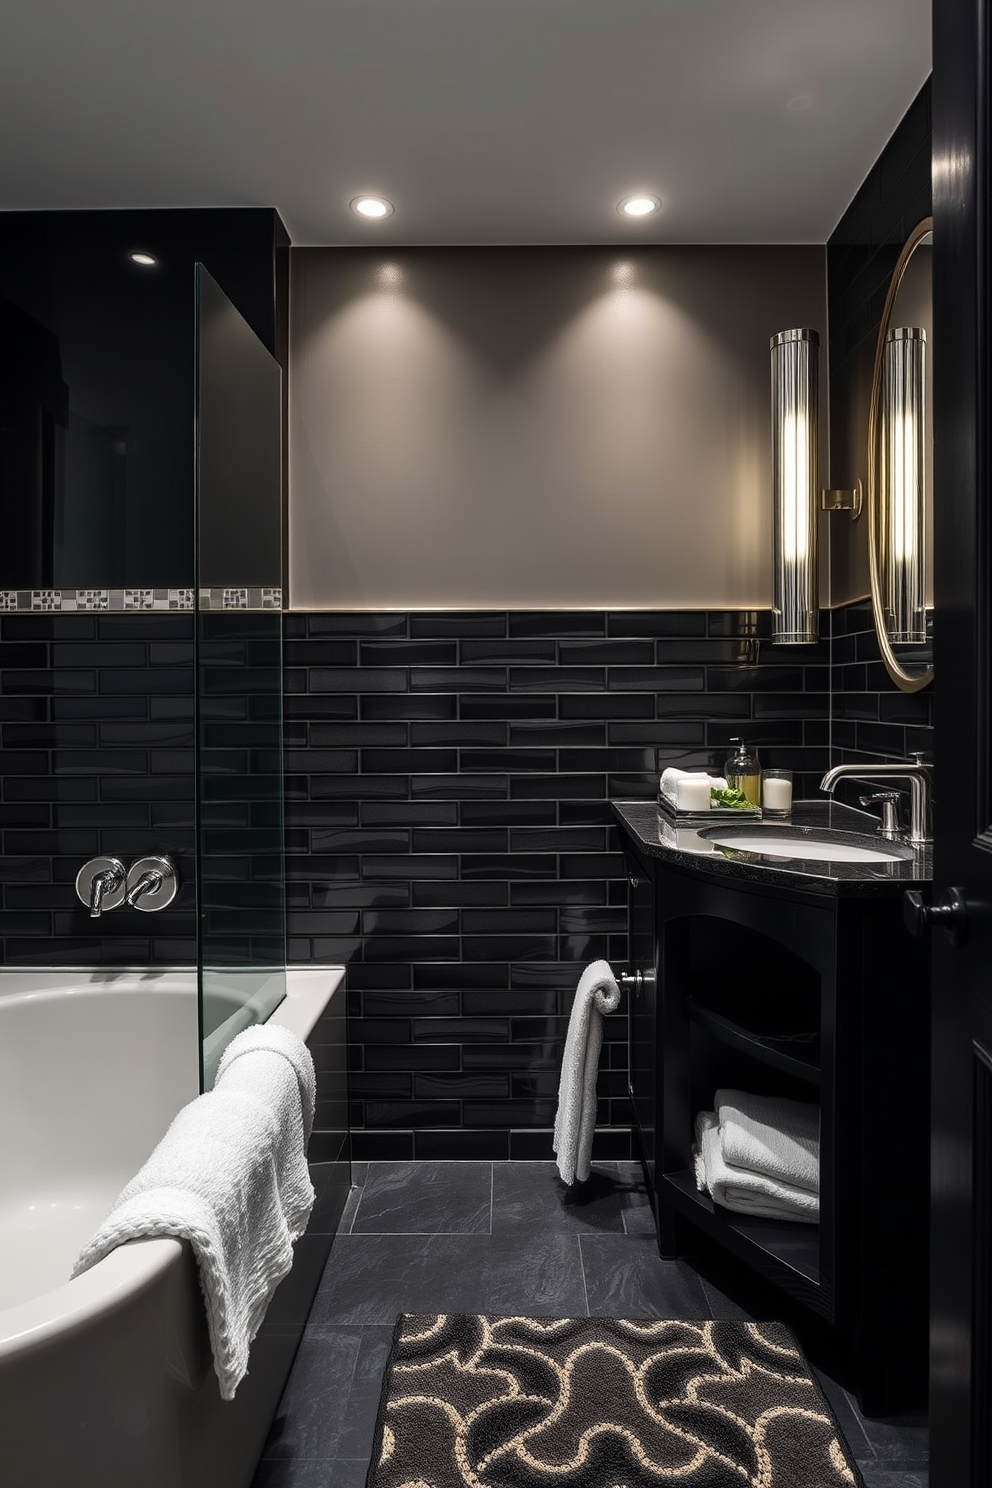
[694, 1111, 819, 1224]
[659, 767, 728, 803]
[553, 960, 620, 1186]
[72, 1024, 317, 1399]
[715, 1088, 819, 1194]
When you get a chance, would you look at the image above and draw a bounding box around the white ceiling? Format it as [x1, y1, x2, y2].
[0, 0, 931, 247]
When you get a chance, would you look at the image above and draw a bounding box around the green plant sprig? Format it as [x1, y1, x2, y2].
[709, 785, 751, 809]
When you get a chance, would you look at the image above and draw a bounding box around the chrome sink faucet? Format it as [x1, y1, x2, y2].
[819, 752, 932, 845]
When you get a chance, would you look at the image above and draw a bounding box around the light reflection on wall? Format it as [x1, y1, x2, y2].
[290, 247, 824, 611]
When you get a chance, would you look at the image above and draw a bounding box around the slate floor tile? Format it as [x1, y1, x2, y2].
[697, 1272, 759, 1321]
[308, 1233, 492, 1326]
[335, 1326, 397, 1461]
[857, 1466, 928, 1488]
[812, 1367, 874, 1462]
[615, 1160, 657, 1235]
[258, 1329, 363, 1461]
[331, 1460, 376, 1488]
[351, 1160, 492, 1234]
[250, 1461, 335, 1488]
[580, 1233, 710, 1318]
[857, 1412, 930, 1463]
[491, 1160, 624, 1235]
[482, 1232, 588, 1316]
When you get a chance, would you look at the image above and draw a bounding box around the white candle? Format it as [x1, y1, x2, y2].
[763, 776, 793, 811]
[678, 777, 711, 812]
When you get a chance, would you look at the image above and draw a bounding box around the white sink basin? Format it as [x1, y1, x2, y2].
[701, 829, 913, 864]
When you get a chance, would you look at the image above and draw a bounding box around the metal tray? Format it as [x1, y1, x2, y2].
[658, 792, 763, 823]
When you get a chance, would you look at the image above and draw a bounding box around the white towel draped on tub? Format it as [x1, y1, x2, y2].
[553, 959, 620, 1186]
[72, 1023, 316, 1400]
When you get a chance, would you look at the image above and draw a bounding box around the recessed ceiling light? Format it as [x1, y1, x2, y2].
[129, 251, 158, 267]
[618, 194, 661, 219]
[351, 195, 394, 220]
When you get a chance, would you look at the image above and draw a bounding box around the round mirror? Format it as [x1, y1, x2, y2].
[866, 217, 934, 691]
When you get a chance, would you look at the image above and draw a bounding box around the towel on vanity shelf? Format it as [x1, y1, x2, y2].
[693, 1111, 819, 1224]
[659, 767, 728, 806]
[715, 1088, 819, 1194]
[72, 1024, 316, 1400]
[553, 960, 621, 1186]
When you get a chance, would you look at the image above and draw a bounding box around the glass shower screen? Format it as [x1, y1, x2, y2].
[194, 264, 286, 1088]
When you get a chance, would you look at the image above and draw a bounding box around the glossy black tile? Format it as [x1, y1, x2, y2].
[558, 640, 654, 665]
[509, 612, 605, 637]
[411, 667, 506, 691]
[460, 694, 556, 719]
[410, 774, 507, 799]
[364, 1044, 461, 1071]
[411, 613, 506, 637]
[610, 611, 707, 637]
[306, 613, 409, 637]
[510, 665, 604, 692]
[359, 694, 456, 721]
[411, 881, 508, 907]
[360, 640, 457, 666]
[412, 961, 508, 989]
[284, 640, 357, 665]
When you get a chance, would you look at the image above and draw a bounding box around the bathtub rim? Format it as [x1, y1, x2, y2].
[0, 963, 345, 1361]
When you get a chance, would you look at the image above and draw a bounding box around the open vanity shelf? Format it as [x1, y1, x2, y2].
[614, 799, 931, 1416]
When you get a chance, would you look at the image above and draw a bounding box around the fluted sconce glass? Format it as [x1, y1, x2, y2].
[770, 329, 819, 643]
[879, 327, 926, 643]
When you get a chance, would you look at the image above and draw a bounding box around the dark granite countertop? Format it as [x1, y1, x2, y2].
[612, 798, 933, 897]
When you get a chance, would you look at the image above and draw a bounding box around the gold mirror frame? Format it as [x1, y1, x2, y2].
[866, 216, 934, 693]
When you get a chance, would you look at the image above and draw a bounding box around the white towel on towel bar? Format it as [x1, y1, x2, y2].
[715, 1088, 819, 1194]
[553, 959, 620, 1186]
[72, 1024, 316, 1400]
[694, 1111, 819, 1223]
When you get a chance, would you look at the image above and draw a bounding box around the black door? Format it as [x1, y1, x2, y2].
[930, 2, 992, 1481]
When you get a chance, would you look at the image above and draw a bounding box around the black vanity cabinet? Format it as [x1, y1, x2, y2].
[615, 801, 931, 1416]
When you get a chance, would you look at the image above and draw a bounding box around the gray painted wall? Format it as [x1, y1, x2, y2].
[289, 246, 826, 611]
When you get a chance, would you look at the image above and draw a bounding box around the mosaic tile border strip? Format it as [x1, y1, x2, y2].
[0, 587, 282, 612]
[198, 586, 283, 610]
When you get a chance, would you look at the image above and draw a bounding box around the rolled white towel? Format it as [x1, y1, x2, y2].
[553, 960, 620, 1186]
[715, 1088, 819, 1194]
[694, 1111, 819, 1224]
[659, 767, 728, 804]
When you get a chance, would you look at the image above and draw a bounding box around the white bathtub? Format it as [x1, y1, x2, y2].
[0, 965, 345, 1488]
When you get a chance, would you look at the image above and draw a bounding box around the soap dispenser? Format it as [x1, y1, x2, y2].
[725, 737, 760, 806]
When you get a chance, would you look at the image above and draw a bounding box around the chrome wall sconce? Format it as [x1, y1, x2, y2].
[876, 326, 927, 644]
[770, 328, 819, 643]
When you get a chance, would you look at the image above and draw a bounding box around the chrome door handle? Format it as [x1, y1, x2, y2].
[904, 886, 969, 947]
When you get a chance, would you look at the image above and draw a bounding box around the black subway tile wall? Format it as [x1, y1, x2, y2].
[830, 604, 934, 765]
[285, 609, 830, 1160]
[0, 613, 196, 964]
[198, 612, 286, 969]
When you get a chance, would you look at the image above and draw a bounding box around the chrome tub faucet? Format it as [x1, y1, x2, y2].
[76, 854, 179, 916]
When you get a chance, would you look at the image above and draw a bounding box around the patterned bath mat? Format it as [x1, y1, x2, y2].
[366, 1314, 863, 1488]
